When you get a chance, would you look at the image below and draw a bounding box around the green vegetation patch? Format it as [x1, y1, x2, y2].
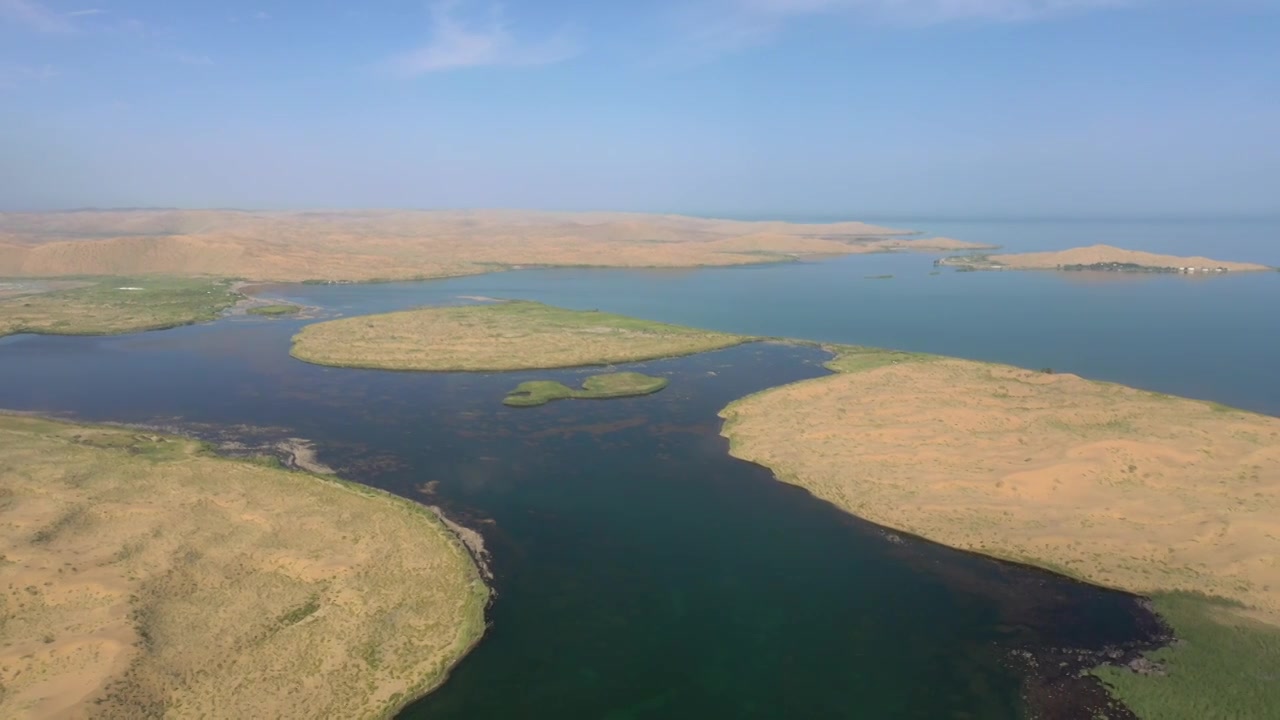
[1093, 593, 1280, 720]
[1059, 261, 1182, 273]
[504, 372, 669, 407]
[276, 595, 322, 629]
[822, 344, 939, 374]
[66, 430, 192, 462]
[248, 304, 302, 316]
[0, 276, 239, 338]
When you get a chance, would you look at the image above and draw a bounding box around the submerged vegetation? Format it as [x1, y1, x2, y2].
[503, 372, 669, 407]
[0, 276, 239, 338]
[1094, 593, 1280, 719]
[0, 413, 488, 719]
[719, 344, 1280, 717]
[290, 300, 751, 371]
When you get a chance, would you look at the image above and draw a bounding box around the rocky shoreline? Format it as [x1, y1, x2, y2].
[1009, 602, 1173, 719]
[869, 523, 1174, 720]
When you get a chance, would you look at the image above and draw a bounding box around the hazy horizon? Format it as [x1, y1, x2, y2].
[3, 1, 1278, 217]
[5, 206, 1279, 225]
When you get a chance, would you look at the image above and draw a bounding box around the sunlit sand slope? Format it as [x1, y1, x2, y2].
[720, 351, 1280, 623]
[0, 415, 487, 719]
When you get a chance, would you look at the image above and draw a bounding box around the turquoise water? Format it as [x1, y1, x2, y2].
[272, 249, 1280, 415]
[1, 220, 1276, 717]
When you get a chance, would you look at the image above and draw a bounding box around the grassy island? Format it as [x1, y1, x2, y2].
[248, 303, 303, 317]
[0, 414, 488, 720]
[0, 276, 239, 338]
[290, 301, 750, 372]
[504, 372, 669, 407]
[719, 346, 1280, 718]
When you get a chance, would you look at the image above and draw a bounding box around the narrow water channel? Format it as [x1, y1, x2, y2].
[0, 307, 1165, 718]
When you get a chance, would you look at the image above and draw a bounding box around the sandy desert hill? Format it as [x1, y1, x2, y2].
[0, 209, 992, 282]
[721, 352, 1280, 624]
[988, 244, 1271, 272]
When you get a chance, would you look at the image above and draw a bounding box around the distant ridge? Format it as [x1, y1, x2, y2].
[0, 209, 996, 282]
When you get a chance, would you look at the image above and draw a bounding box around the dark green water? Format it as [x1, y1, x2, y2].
[4, 249, 1276, 717]
[0, 323, 1161, 718]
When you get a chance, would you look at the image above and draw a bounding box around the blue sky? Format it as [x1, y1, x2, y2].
[1, 0, 1277, 217]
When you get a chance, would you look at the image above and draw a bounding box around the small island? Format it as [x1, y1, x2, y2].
[936, 244, 1272, 273]
[290, 301, 750, 372]
[0, 276, 240, 338]
[504, 372, 669, 407]
[247, 303, 303, 317]
[719, 346, 1280, 718]
[0, 414, 487, 719]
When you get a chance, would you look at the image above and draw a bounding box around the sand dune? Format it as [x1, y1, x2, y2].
[720, 352, 1280, 624]
[986, 244, 1271, 271]
[0, 414, 487, 719]
[0, 209, 993, 282]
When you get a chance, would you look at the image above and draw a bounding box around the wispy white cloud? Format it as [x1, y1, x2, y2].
[0, 61, 57, 88]
[388, 0, 578, 75]
[680, 0, 1135, 54]
[733, 0, 1132, 23]
[0, 0, 73, 32]
[0, 1, 110, 32]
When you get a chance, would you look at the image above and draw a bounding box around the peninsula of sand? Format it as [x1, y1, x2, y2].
[720, 348, 1280, 622]
[0, 209, 990, 282]
[720, 347, 1280, 716]
[939, 244, 1272, 273]
[0, 414, 488, 720]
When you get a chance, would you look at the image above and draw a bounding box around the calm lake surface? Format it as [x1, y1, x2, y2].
[2, 222, 1278, 718]
[271, 243, 1280, 416]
